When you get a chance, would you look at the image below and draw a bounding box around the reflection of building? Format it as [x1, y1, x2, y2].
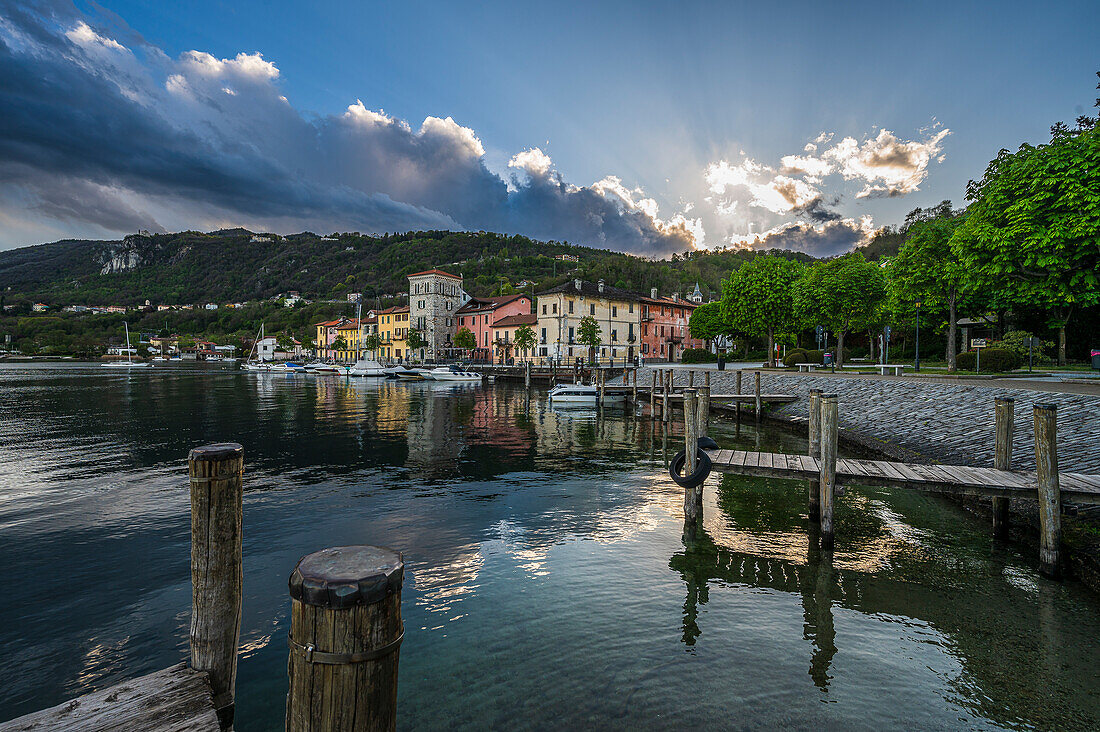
[536, 279, 641, 363]
[377, 306, 410, 361]
[408, 269, 464, 362]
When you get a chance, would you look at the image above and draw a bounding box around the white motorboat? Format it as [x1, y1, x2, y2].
[548, 383, 624, 405]
[428, 365, 482, 382]
[242, 361, 270, 371]
[349, 358, 387, 377]
[102, 321, 151, 368]
[152, 356, 168, 362]
[270, 362, 305, 372]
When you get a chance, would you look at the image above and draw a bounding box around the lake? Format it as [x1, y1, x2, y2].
[1, 363, 1099, 730]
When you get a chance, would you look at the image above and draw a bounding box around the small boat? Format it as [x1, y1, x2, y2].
[102, 321, 151, 368]
[243, 324, 270, 371]
[152, 356, 168, 362]
[242, 362, 270, 372]
[270, 362, 305, 372]
[394, 368, 425, 380]
[548, 384, 624, 405]
[428, 365, 482, 382]
[349, 358, 387, 377]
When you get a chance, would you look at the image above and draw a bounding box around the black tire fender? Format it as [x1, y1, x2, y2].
[670, 448, 713, 489]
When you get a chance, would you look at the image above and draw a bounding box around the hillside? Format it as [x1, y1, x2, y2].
[0, 229, 810, 307]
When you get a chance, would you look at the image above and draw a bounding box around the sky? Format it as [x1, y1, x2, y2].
[0, 0, 1096, 257]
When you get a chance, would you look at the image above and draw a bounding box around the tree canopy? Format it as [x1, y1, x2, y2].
[721, 255, 803, 365]
[794, 252, 886, 365]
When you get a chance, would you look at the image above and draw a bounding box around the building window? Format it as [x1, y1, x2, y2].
[568, 326, 574, 342]
[611, 329, 617, 342]
[540, 327, 546, 343]
[590, 304, 595, 316]
[612, 306, 617, 317]
[628, 303, 633, 313]
[542, 304, 547, 315]
[553, 303, 558, 314]
[568, 301, 574, 314]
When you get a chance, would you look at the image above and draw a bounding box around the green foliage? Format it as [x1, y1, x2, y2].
[577, 315, 602, 349]
[794, 252, 886, 351]
[781, 349, 825, 367]
[405, 329, 426, 352]
[680, 348, 717, 363]
[721, 256, 804, 362]
[362, 333, 382, 354]
[331, 335, 348, 352]
[956, 348, 1022, 372]
[454, 327, 476, 351]
[513, 325, 536, 353]
[689, 302, 736, 346]
[996, 330, 1052, 361]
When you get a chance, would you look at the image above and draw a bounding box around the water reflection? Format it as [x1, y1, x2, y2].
[1, 364, 1099, 730]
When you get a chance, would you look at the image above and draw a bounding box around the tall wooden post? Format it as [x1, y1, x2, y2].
[662, 370, 671, 423]
[683, 389, 702, 525]
[698, 385, 710, 434]
[632, 367, 638, 403]
[286, 546, 404, 732]
[754, 371, 762, 421]
[524, 360, 531, 389]
[189, 443, 244, 730]
[819, 395, 838, 550]
[1034, 404, 1061, 579]
[808, 390, 822, 523]
[736, 370, 743, 420]
[688, 370, 695, 388]
[650, 371, 657, 413]
[993, 397, 1014, 539]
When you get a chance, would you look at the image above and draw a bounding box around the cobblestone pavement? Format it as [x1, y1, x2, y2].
[620, 367, 1100, 473]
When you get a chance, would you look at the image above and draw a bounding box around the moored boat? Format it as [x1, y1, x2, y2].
[428, 365, 482, 382]
[548, 383, 624, 405]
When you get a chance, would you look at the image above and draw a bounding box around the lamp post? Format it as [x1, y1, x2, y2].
[914, 301, 921, 372]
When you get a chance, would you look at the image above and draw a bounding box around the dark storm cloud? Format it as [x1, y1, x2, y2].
[791, 196, 842, 223]
[742, 218, 873, 258]
[0, 1, 695, 255]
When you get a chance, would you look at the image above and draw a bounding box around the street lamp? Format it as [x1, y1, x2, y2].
[914, 301, 921, 372]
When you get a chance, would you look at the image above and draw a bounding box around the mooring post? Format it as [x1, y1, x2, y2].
[736, 370, 743, 420]
[188, 443, 244, 730]
[1034, 404, 1061, 579]
[698, 384, 710, 434]
[819, 395, 838, 551]
[993, 397, 1014, 539]
[662, 370, 671, 423]
[688, 370, 695, 388]
[808, 389, 822, 523]
[754, 371, 762, 421]
[632, 367, 638, 403]
[286, 546, 404, 732]
[597, 367, 605, 405]
[650, 371, 657, 413]
[683, 389, 702, 525]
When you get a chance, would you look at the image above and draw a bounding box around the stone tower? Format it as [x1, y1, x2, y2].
[407, 269, 464, 361]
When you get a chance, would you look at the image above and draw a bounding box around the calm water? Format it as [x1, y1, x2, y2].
[1, 364, 1099, 730]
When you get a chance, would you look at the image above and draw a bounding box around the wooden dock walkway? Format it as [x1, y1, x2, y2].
[605, 387, 796, 403]
[704, 449, 1100, 504]
[0, 664, 218, 732]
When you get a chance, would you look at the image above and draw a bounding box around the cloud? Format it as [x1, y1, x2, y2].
[704, 159, 821, 215]
[823, 128, 951, 198]
[729, 216, 875, 257]
[0, 4, 695, 256]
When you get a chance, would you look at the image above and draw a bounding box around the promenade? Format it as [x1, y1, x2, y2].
[625, 366, 1100, 473]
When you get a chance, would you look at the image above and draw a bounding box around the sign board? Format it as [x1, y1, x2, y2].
[884, 326, 892, 341]
[970, 338, 987, 348]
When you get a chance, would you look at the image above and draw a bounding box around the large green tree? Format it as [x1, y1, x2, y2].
[454, 326, 476, 353]
[888, 208, 969, 370]
[952, 98, 1100, 365]
[689, 301, 737, 352]
[721, 255, 804, 366]
[513, 325, 536, 361]
[794, 252, 886, 366]
[577, 315, 602, 363]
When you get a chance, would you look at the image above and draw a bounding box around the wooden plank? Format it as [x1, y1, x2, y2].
[0, 664, 218, 732]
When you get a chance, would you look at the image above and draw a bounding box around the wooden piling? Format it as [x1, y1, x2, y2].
[683, 389, 701, 525]
[286, 546, 404, 732]
[993, 397, 1014, 539]
[524, 360, 531, 389]
[597, 368, 605, 405]
[650, 371, 657, 413]
[808, 390, 822, 523]
[735, 370, 743, 420]
[188, 443, 244, 729]
[754, 371, 762, 420]
[662, 370, 670, 423]
[1034, 404, 1061, 579]
[632, 367, 638, 402]
[688, 370, 695, 388]
[819, 395, 838, 551]
[698, 385, 710, 434]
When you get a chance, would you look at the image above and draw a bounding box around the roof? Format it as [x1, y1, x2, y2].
[376, 305, 409, 314]
[457, 294, 529, 313]
[493, 313, 538, 328]
[537, 279, 645, 302]
[639, 295, 699, 309]
[407, 269, 461, 280]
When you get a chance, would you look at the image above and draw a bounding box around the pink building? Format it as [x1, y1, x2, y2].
[456, 295, 532, 362]
[640, 290, 704, 362]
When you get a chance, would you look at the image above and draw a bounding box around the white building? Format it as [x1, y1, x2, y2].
[256, 336, 277, 362]
[205, 303, 219, 310]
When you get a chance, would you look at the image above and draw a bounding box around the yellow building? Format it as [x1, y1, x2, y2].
[535, 278, 641, 364]
[376, 305, 410, 361]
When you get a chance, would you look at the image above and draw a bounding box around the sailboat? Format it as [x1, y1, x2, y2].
[242, 324, 270, 371]
[102, 321, 151, 368]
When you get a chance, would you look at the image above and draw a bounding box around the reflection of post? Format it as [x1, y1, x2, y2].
[993, 397, 1014, 539]
[632, 367, 638, 403]
[662, 370, 671, 424]
[809, 547, 837, 690]
[808, 390, 822, 523]
[1034, 404, 1061, 578]
[819, 394, 838, 550]
[684, 389, 702, 527]
[754, 371, 762, 421]
[736, 370, 743, 421]
[525, 359, 531, 389]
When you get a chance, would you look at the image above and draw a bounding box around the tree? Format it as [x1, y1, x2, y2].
[362, 333, 382, 357]
[721, 256, 804, 366]
[513, 325, 536, 361]
[454, 326, 476, 353]
[689, 301, 736, 352]
[331, 335, 348, 354]
[794, 252, 886, 366]
[952, 95, 1100, 365]
[888, 209, 969, 370]
[577, 315, 602, 363]
[405, 329, 426, 357]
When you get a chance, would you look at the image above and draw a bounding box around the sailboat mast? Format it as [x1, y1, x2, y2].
[356, 300, 363, 361]
[124, 321, 132, 364]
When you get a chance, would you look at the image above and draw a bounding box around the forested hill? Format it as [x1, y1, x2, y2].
[0, 229, 813, 306]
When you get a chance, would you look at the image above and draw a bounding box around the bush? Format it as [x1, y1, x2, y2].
[681, 348, 717, 364]
[802, 349, 825, 364]
[782, 350, 808, 367]
[956, 348, 1021, 372]
[996, 331, 1052, 362]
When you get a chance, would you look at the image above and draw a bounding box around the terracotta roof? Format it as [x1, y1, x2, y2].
[537, 279, 645, 302]
[493, 313, 538, 327]
[376, 305, 410, 314]
[457, 294, 529, 313]
[407, 269, 461, 280]
[639, 296, 699, 309]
